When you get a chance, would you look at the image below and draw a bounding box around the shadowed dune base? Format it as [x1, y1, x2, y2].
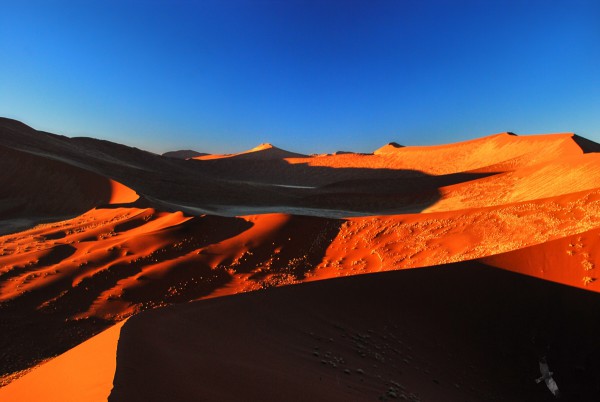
[108, 263, 600, 402]
[0, 144, 138, 234]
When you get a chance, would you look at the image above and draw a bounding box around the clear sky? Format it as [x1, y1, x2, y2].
[1, 0, 599, 154]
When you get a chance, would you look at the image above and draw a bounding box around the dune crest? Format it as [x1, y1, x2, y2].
[195, 142, 308, 160]
[373, 141, 403, 154]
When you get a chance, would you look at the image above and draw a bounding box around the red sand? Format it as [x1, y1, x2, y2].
[1, 118, 600, 400]
[0, 320, 126, 401]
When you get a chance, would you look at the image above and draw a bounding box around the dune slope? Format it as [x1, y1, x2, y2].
[0, 320, 126, 402]
[0, 145, 137, 219]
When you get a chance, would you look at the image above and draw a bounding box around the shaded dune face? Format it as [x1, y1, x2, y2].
[109, 264, 600, 402]
[0, 145, 137, 224]
[1, 117, 600, 399]
[0, 118, 447, 216]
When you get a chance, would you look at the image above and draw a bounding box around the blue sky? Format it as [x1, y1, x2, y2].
[1, 0, 599, 154]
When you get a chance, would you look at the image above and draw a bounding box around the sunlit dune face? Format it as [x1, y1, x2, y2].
[0, 320, 126, 401]
[483, 228, 600, 290]
[193, 153, 232, 160]
[108, 180, 139, 204]
[287, 133, 583, 175]
[424, 153, 600, 212]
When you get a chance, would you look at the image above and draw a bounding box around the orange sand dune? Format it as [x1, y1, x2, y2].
[294, 132, 585, 175]
[482, 227, 600, 290]
[3, 118, 600, 397]
[375, 132, 586, 174]
[426, 153, 600, 212]
[2, 184, 598, 322]
[108, 180, 139, 205]
[4, 117, 596, 216]
[1, 183, 600, 385]
[373, 141, 404, 154]
[2, 178, 600, 382]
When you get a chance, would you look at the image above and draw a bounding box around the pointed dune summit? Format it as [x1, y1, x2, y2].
[373, 141, 404, 154]
[231, 143, 307, 160]
[192, 143, 306, 161]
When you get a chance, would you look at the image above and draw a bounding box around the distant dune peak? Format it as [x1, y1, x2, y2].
[250, 143, 275, 152]
[233, 142, 307, 159]
[374, 141, 404, 155]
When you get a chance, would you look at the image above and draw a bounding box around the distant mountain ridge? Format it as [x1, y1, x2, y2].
[162, 150, 207, 159]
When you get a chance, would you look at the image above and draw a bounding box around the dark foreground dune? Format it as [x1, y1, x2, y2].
[2, 262, 599, 401]
[108, 263, 600, 402]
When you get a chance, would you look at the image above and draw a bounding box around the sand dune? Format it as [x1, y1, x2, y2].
[374, 141, 404, 154]
[1, 118, 600, 400]
[106, 264, 600, 401]
[425, 153, 600, 212]
[1, 183, 599, 385]
[371, 132, 585, 174]
[0, 144, 137, 225]
[482, 226, 600, 290]
[280, 132, 587, 176]
[4, 117, 595, 216]
[230, 143, 308, 160]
